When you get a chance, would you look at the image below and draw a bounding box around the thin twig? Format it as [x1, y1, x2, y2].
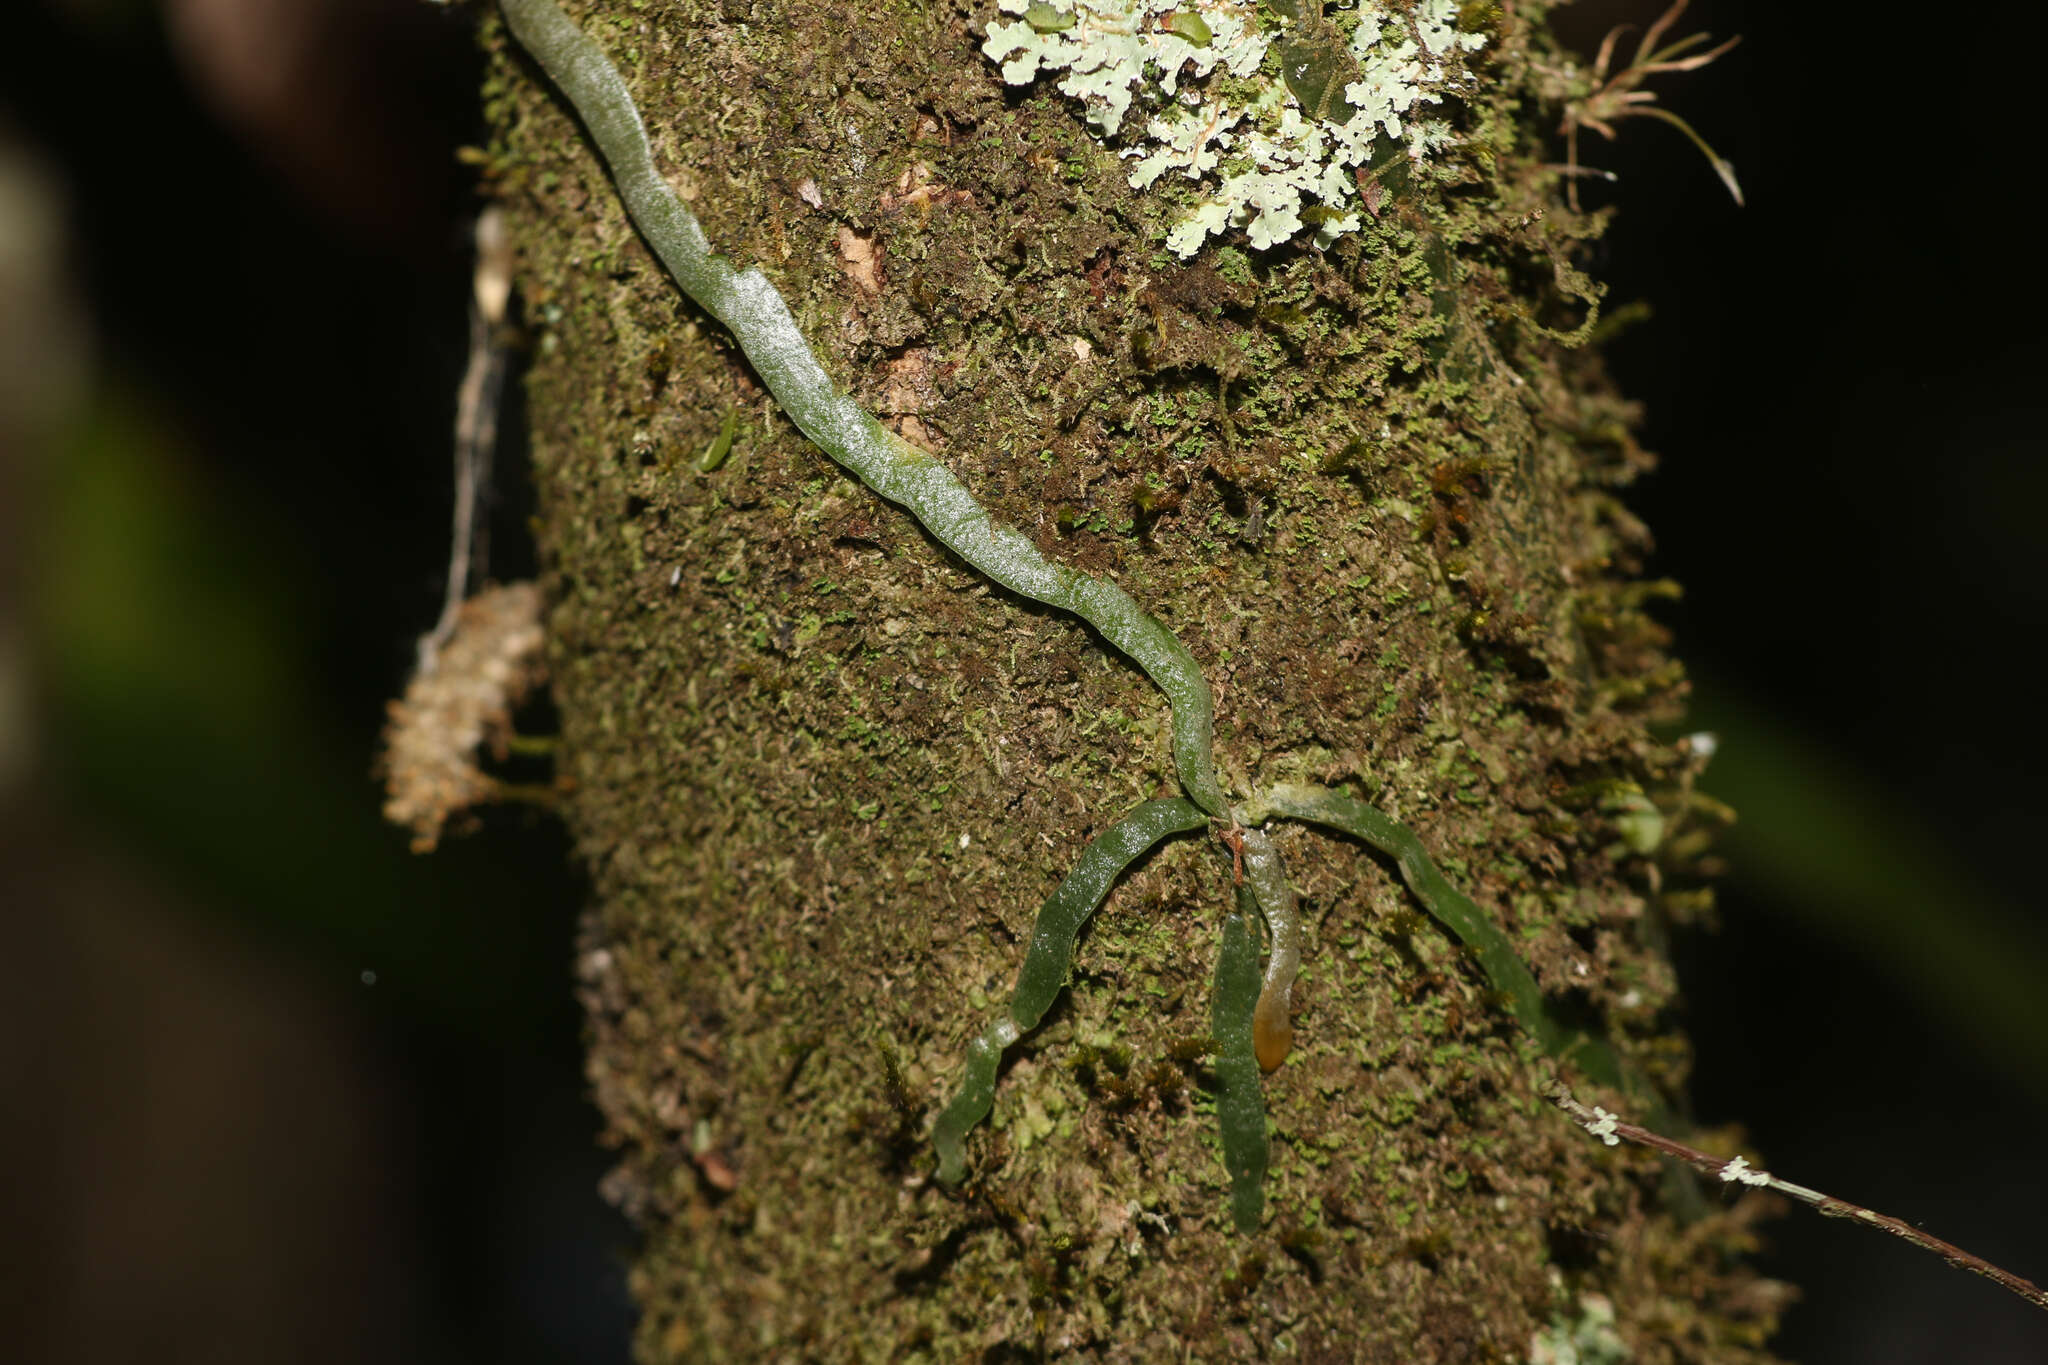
[420, 207, 515, 676]
[1548, 1086, 2048, 1316]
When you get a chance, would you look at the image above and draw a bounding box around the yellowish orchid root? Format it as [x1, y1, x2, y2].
[1238, 828, 1299, 1072]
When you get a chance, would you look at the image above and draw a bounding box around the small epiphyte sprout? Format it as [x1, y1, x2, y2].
[1558, 0, 1741, 211]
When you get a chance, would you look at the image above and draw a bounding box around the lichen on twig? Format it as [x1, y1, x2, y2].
[1548, 1087, 2048, 1316]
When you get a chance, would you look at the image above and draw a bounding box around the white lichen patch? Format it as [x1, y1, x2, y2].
[1528, 1293, 1630, 1365]
[984, 0, 1270, 136]
[982, 0, 1487, 256]
[1717, 1155, 1773, 1188]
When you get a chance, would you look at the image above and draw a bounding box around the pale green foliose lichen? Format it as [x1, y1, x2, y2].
[981, 0, 1486, 256]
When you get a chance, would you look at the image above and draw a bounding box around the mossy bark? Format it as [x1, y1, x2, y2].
[484, 1, 1788, 1358]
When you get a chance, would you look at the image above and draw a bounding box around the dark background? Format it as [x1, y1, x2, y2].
[2, 1, 2043, 1360]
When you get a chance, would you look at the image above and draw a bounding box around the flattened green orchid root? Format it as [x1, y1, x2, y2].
[1241, 784, 1629, 1090]
[499, 0, 1224, 815]
[928, 1017, 1020, 1187]
[932, 797, 1207, 1184]
[1244, 783, 1560, 1048]
[1212, 897, 1269, 1233]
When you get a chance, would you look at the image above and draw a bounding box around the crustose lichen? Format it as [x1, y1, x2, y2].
[981, 0, 1486, 256]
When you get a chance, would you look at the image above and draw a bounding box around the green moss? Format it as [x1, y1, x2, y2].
[492, 0, 1781, 1358]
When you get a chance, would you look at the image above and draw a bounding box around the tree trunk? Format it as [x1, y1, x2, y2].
[486, 0, 1785, 1357]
